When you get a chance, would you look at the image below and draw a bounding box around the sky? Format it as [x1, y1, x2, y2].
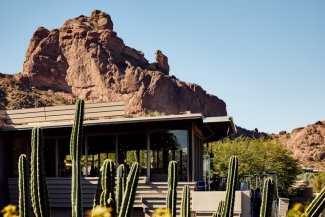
[0, 1, 324, 133]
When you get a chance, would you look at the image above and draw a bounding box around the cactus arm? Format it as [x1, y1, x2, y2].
[70, 100, 84, 217]
[99, 159, 116, 208]
[118, 162, 140, 217]
[116, 164, 126, 214]
[19, 154, 30, 217]
[303, 187, 325, 217]
[259, 178, 274, 217]
[166, 161, 178, 217]
[30, 127, 50, 217]
[222, 156, 238, 217]
[181, 185, 190, 217]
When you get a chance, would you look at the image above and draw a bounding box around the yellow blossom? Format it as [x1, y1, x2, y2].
[1, 205, 19, 217]
[152, 208, 171, 217]
[89, 205, 112, 217]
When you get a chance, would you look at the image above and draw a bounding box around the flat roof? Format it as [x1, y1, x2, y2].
[1, 113, 236, 135]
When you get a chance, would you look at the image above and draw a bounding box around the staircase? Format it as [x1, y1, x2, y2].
[135, 177, 195, 217]
[8, 177, 195, 217]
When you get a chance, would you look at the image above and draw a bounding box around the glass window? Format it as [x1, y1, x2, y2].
[44, 139, 56, 177]
[87, 135, 116, 177]
[150, 130, 188, 181]
[118, 134, 147, 176]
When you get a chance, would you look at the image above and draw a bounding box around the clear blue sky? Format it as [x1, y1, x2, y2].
[1, 1, 324, 133]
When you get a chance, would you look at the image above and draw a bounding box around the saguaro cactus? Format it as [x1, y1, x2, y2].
[118, 162, 140, 217]
[303, 187, 325, 217]
[260, 178, 274, 217]
[213, 201, 225, 217]
[30, 127, 50, 217]
[18, 154, 30, 217]
[116, 164, 127, 214]
[222, 156, 238, 217]
[70, 99, 84, 217]
[166, 161, 178, 217]
[100, 159, 116, 208]
[181, 185, 190, 217]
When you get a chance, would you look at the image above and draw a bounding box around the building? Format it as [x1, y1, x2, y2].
[0, 101, 237, 216]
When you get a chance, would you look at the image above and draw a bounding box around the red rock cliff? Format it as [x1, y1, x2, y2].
[19, 10, 227, 116]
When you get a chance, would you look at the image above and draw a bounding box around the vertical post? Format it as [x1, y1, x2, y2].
[0, 128, 9, 207]
[85, 136, 88, 177]
[191, 123, 195, 181]
[55, 138, 58, 177]
[115, 134, 118, 166]
[146, 132, 150, 182]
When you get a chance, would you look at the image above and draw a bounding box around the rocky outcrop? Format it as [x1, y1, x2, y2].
[17, 10, 227, 116]
[276, 121, 325, 170]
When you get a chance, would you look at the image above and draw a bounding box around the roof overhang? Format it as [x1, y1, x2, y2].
[1, 113, 236, 142]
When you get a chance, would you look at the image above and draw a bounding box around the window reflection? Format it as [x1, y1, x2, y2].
[87, 135, 115, 177]
[150, 130, 188, 181]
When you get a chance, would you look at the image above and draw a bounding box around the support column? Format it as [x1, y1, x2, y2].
[0, 128, 9, 207]
[85, 136, 88, 176]
[115, 134, 118, 166]
[55, 138, 58, 177]
[146, 132, 150, 182]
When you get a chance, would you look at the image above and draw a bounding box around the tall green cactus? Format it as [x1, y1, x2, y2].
[166, 161, 178, 217]
[260, 178, 274, 217]
[92, 170, 102, 217]
[18, 154, 30, 217]
[118, 162, 140, 217]
[116, 164, 127, 214]
[222, 156, 238, 217]
[181, 185, 190, 217]
[303, 187, 325, 217]
[213, 201, 225, 217]
[30, 127, 50, 217]
[70, 99, 84, 217]
[100, 159, 116, 208]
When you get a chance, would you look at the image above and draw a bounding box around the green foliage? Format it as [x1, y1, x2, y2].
[222, 156, 238, 217]
[18, 154, 30, 217]
[211, 137, 301, 197]
[70, 100, 84, 217]
[181, 185, 190, 217]
[118, 162, 140, 217]
[303, 187, 325, 217]
[166, 161, 178, 217]
[30, 127, 50, 217]
[312, 172, 325, 193]
[260, 178, 274, 217]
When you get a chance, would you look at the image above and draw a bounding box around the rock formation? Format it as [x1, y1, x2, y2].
[276, 121, 325, 170]
[14, 10, 227, 116]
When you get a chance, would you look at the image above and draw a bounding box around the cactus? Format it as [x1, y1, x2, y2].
[222, 156, 238, 217]
[30, 127, 50, 217]
[181, 185, 190, 217]
[116, 164, 127, 214]
[213, 201, 225, 217]
[18, 154, 30, 217]
[70, 99, 84, 217]
[92, 171, 102, 217]
[166, 161, 178, 217]
[260, 178, 274, 217]
[303, 187, 325, 217]
[100, 159, 116, 208]
[118, 162, 140, 217]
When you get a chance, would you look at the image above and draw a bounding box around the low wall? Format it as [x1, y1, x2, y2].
[192, 191, 250, 217]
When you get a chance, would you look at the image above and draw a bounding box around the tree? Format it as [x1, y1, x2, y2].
[312, 171, 325, 192]
[210, 137, 301, 197]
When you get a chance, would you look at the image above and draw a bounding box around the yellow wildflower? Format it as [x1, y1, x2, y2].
[89, 205, 112, 217]
[152, 208, 171, 217]
[1, 205, 19, 217]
